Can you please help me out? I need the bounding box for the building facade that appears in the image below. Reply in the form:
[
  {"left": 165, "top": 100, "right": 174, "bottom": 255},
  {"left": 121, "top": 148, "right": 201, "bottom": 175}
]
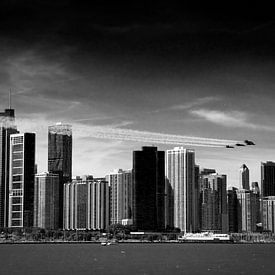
[
  {"left": 48, "top": 123, "right": 72, "bottom": 228},
  {"left": 261, "top": 162, "right": 275, "bottom": 197},
  {"left": 108, "top": 169, "right": 132, "bottom": 225},
  {"left": 166, "top": 147, "right": 197, "bottom": 233},
  {"left": 34, "top": 172, "right": 59, "bottom": 229},
  {"left": 63, "top": 179, "right": 109, "bottom": 230},
  {"left": 132, "top": 146, "right": 165, "bottom": 231},
  {"left": 8, "top": 133, "right": 35, "bottom": 228},
  {"left": 228, "top": 187, "right": 238, "bottom": 233},
  {"left": 236, "top": 189, "right": 257, "bottom": 232},
  {"left": 0, "top": 107, "right": 18, "bottom": 227},
  {"left": 262, "top": 196, "right": 275, "bottom": 233},
  {"left": 200, "top": 174, "right": 228, "bottom": 233},
  {"left": 239, "top": 164, "right": 250, "bottom": 190}
]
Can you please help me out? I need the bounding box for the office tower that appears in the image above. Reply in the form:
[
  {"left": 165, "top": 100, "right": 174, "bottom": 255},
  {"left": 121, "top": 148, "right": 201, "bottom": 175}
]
[
  {"left": 228, "top": 187, "right": 238, "bottom": 233},
  {"left": 108, "top": 169, "right": 133, "bottom": 225},
  {"left": 132, "top": 146, "right": 165, "bottom": 231},
  {"left": 236, "top": 189, "right": 257, "bottom": 232},
  {"left": 8, "top": 133, "right": 35, "bottom": 228},
  {"left": 166, "top": 147, "right": 196, "bottom": 233},
  {"left": 34, "top": 172, "right": 59, "bottom": 229},
  {"left": 48, "top": 123, "right": 72, "bottom": 228},
  {"left": 261, "top": 162, "right": 275, "bottom": 197},
  {"left": 0, "top": 107, "right": 18, "bottom": 227},
  {"left": 252, "top": 182, "right": 261, "bottom": 224},
  {"left": 200, "top": 174, "right": 228, "bottom": 233},
  {"left": 262, "top": 196, "right": 275, "bottom": 233},
  {"left": 239, "top": 164, "right": 250, "bottom": 190},
  {"left": 63, "top": 179, "right": 109, "bottom": 230}
]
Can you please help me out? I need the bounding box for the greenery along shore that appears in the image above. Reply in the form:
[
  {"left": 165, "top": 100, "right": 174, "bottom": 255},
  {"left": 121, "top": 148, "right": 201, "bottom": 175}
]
[{"left": 1, "top": 226, "right": 275, "bottom": 243}]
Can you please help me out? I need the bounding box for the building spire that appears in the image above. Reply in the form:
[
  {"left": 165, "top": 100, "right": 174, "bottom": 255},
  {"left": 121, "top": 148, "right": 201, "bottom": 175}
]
[{"left": 9, "top": 88, "right": 11, "bottom": 109}]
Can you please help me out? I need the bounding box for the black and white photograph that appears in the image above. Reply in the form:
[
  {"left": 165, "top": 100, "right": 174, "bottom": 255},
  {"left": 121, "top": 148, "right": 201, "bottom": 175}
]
[{"left": 1, "top": 1, "right": 275, "bottom": 274}]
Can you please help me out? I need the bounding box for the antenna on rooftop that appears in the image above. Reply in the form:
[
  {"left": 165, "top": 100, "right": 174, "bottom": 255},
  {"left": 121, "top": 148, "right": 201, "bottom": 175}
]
[{"left": 9, "top": 88, "right": 11, "bottom": 109}]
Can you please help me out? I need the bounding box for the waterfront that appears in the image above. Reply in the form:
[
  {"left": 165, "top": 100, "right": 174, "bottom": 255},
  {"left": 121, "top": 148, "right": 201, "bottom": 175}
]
[{"left": 1, "top": 243, "right": 275, "bottom": 274}]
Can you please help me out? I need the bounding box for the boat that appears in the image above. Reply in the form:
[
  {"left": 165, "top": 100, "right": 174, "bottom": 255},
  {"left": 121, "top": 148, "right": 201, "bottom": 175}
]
[{"left": 178, "top": 232, "right": 232, "bottom": 243}]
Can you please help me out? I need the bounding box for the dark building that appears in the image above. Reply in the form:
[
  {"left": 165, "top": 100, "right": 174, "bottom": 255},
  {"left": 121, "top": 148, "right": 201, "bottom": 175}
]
[
  {"left": 48, "top": 123, "right": 72, "bottom": 228},
  {"left": 252, "top": 182, "right": 261, "bottom": 224},
  {"left": 239, "top": 164, "right": 250, "bottom": 190},
  {"left": 132, "top": 146, "right": 165, "bottom": 231},
  {"left": 8, "top": 133, "right": 35, "bottom": 227},
  {"left": 0, "top": 107, "right": 18, "bottom": 227},
  {"left": 200, "top": 174, "right": 228, "bottom": 233},
  {"left": 34, "top": 172, "right": 59, "bottom": 229},
  {"left": 228, "top": 187, "right": 238, "bottom": 233},
  {"left": 261, "top": 162, "right": 275, "bottom": 197}
]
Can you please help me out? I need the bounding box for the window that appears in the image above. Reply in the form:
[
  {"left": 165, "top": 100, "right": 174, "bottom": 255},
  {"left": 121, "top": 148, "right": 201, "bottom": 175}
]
[
  {"left": 12, "top": 160, "right": 23, "bottom": 167},
  {"left": 11, "top": 220, "right": 21, "bottom": 226},
  {"left": 12, "top": 197, "right": 21, "bottom": 204},
  {"left": 12, "top": 205, "right": 21, "bottom": 211},
  {"left": 12, "top": 183, "right": 22, "bottom": 190},
  {"left": 13, "top": 152, "right": 23, "bottom": 159},
  {"left": 12, "top": 144, "right": 23, "bottom": 152},
  {"left": 12, "top": 212, "right": 22, "bottom": 219},
  {"left": 13, "top": 175, "right": 22, "bottom": 182},
  {"left": 13, "top": 167, "right": 23, "bottom": 175}
]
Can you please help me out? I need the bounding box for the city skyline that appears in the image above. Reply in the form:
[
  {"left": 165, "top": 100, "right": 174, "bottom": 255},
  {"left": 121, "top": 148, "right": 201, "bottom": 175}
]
[{"left": 1, "top": 2, "right": 275, "bottom": 187}]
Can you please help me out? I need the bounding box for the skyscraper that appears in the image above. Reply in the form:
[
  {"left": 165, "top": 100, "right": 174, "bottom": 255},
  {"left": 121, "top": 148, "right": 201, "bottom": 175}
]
[
  {"left": 262, "top": 196, "right": 275, "bottom": 233},
  {"left": 227, "top": 187, "right": 238, "bottom": 233},
  {"left": 236, "top": 189, "right": 257, "bottom": 232},
  {"left": 132, "top": 146, "right": 165, "bottom": 231},
  {"left": 239, "top": 164, "right": 250, "bottom": 190},
  {"left": 166, "top": 147, "right": 197, "bottom": 233},
  {"left": 8, "top": 133, "right": 35, "bottom": 228},
  {"left": 48, "top": 123, "right": 72, "bottom": 228},
  {"left": 261, "top": 162, "right": 275, "bottom": 197},
  {"left": 34, "top": 172, "right": 59, "bottom": 229},
  {"left": 0, "top": 106, "right": 18, "bottom": 227},
  {"left": 108, "top": 169, "right": 133, "bottom": 225},
  {"left": 200, "top": 173, "right": 228, "bottom": 233},
  {"left": 63, "top": 179, "right": 109, "bottom": 230}
]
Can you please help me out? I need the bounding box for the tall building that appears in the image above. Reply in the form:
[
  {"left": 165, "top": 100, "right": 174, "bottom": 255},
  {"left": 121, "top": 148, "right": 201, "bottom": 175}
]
[
  {"left": 200, "top": 174, "right": 228, "bottom": 233},
  {"left": 252, "top": 182, "right": 261, "bottom": 224},
  {"left": 108, "top": 169, "right": 132, "bottom": 225},
  {"left": 262, "top": 196, "right": 275, "bottom": 233},
  {"left": 48, "top": 123, "right": 72, "bottom": 228},
  {"left": 228, "top": 187, "right": 238, "bottom": 233},
  {"left": 236, "top": 189, "right": 257, "bottom": 232},
  {"left": 239, "top": 164, "right": 250, "bottom": 190},
  {"left": 132, "top": 146, "right": 165, "bottom": 231},
  {"left": 0, "top": 107, "right": 18, "bottom": 227},
  {"left": 166, "top": 147, "right": 197, "bottom": 233},
  {"left": 34, "top": 172, "right": 59, "bottom": 229},
  {"left": 261, "top": 162, "right": 275, "bottom": 197},
  {"left": 8, "top": 133, "right": 35, "bottom": 228},
  {"left": 63, "top": 179, "right": 109, "bottom": 230}
]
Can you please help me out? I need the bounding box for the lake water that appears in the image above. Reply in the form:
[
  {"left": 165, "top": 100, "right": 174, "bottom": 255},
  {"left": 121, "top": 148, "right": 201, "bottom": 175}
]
[{"left": 0, "top": 243, "right": 275, "bottom": 274}]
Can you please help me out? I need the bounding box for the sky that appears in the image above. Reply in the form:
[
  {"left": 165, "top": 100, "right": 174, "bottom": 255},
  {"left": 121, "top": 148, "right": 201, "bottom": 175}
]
[{"left": 1, "top": 1, "right": 275, "bottom": 188}]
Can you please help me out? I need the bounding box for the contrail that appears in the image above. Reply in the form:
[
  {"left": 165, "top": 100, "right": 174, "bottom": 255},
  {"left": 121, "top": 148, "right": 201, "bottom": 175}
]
[{"left": 75, "top": 125, "right": 241, "bottom": 147}]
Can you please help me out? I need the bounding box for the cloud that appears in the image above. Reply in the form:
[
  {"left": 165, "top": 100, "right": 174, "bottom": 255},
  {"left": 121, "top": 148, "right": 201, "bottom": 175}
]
[{"left": 191, "top": 109, "right": 275, "bottom": 131}]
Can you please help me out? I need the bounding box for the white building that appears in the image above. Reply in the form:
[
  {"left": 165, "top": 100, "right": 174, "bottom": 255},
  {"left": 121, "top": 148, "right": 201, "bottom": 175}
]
[{"left": 166, "top": 147, "right": 197, "bottom": 233}]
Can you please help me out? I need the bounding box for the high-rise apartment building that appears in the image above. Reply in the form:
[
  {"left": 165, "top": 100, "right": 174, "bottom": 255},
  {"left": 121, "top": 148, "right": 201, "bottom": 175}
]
[
  {"left": 239, "top": 164, "right": 250, "bottom": 190},
  {"left": 236, "top": 189, "right": 257, "bottom": 232},
  {"left": 108, "top": 169, "right": 132, "bottom": 225},
  {"left": 63, "top": 179, "right": 109, "bottom": 230},
  {"left": 8, "top": 133, "right": 35, "bottom": 228},
  {"left": 34, "top": 172, "right": 59, "bottom": 229},
  {"left": 0, "top": 107, "right": 18, "bottom": 227},
  {"left": 228, "top": 187, "right": 238, "bottom": 233},
  {"left": 166, "top": 147, "right": 197, "bottom": 233},
  {"left": 48, "top": 123, "right": 72, "bottom": 228},
  {"left": 132, "top": 146, "right": 165, "bottom": 231},
  {"left": 261, "top": 162, "right": 275, "bottom": 197},
  {"left": 262, "top": 196, "right": 275, "bottom": 233},
  {"left": 200, "top": 173, "right": 228, "bottom": 233}
]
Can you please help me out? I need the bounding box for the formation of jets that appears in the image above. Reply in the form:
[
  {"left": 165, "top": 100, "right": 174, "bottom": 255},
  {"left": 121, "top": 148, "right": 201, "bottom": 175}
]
[{"left": 226, "top": 140, "right": 255, "bottom": 149}]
